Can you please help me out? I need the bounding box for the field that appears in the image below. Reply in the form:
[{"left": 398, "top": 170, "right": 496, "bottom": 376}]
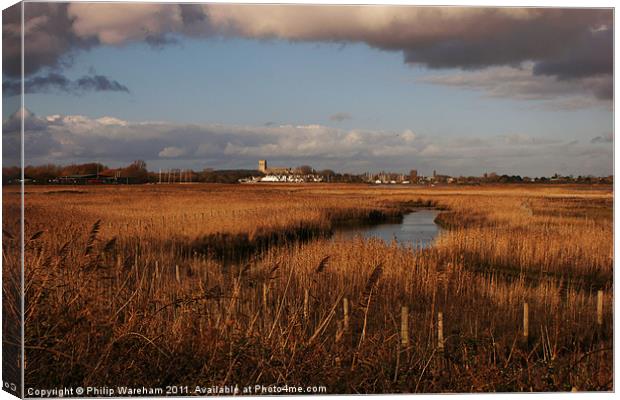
[{"left": 2, "top": 183, "right": 613, "bottom": 393}]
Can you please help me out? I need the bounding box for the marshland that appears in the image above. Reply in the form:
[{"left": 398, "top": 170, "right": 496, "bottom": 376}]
[{"left": 3, "top": 183, "right": 613, "bottom": 392}]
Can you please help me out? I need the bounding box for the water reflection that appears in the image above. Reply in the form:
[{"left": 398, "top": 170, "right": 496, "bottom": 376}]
[{"left": 335, "top": 209, "right": 441, "bottom": 248}]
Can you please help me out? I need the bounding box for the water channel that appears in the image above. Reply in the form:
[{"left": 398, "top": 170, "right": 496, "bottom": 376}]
[{"left": 334, "top": 209, "right": 442, "bottom": 249}]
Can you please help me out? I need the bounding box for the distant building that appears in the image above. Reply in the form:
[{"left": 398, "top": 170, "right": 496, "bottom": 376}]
[
  {"left": 257, "top": 159, "right": 291, "bottom": 174},
  {"left": 434, "top": 174, "right": 451, "bottom": 184},
  {"left": 410, "top": 169, "right": 418, "bottom": 183},
  {"left": 258, "top": 159, "right": 268, "bottom": 173},
  {"left": 252, "top": 160, "right": 322, "bottom": 183}
]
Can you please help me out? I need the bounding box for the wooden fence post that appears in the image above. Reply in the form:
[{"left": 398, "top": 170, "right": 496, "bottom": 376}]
[
  {"left": 343, "top": 298, "right": 350, "bottom": 332},
  {"left": 597, "top": 290, "right": 603, "bottom": 327},
  {"left": 262, "top": 283, "right": 269, "bottom": 332},
  {"left": 335, "top": 321, "right": 343, "bottom": 343},
  {"left": 401, "top": 306, "right": 409, "bottom": 347},
  {"left": 523, "top": 302, "right": 529, "bottom": 340},
  {"left": 304, "top": 289, "right": 309, "bottom": 322},
  {"left": 437, "top": 311, "right": 444, "bottom": 351}
]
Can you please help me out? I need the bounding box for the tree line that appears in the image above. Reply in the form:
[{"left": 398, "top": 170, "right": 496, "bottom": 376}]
[
  {"left": 3, "top": 160, "right": 149, "bottom": 184},
  {"left": 2, "top": 161, "right": 612, "bottom": 185}
]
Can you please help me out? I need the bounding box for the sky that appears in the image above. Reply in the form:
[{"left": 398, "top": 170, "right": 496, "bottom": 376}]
[{"left": 2, "top": 3, "right": 614, "bottom": 177}]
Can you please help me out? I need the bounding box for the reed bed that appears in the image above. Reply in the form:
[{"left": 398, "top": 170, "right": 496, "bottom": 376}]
[{"left": 2, "top": 183, "right": 613, "bottom": 392}]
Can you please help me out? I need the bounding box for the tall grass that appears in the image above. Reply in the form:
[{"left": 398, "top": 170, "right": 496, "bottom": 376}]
[{"left": 3, "top": 183, "right": 612, "bottom": 392}]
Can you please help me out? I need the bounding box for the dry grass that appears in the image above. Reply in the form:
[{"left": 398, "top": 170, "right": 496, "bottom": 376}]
[{"left": 2, "top": 183, "right": 613, "bottom": 392}]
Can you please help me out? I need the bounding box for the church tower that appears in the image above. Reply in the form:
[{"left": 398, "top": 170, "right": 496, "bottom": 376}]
[{"left": 258, "top": 160, "right": 268, "bottom": 173}]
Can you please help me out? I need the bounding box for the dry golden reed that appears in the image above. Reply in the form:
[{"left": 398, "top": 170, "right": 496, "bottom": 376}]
[{"left": 2, "top": 183, "right": 612, "bottom": 392}]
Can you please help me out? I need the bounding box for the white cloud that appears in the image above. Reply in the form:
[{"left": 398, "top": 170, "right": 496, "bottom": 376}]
[
  {"left": 158, "top": 146, "right": 186, "bottom": 158},
  {"left": 2, "top": 109, "right": 612, "bottom": 176},
  {"left": 96, "top": 116, "right": 129, "bottom": 126},
  {"left": 401, "top": 129, "right": 416, "bottom": 143},
  {"left": 69, "top": 4, "right": 183, "bottom": 45}
]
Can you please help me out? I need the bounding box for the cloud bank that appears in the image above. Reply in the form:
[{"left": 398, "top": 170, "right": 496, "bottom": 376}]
[
  {"left": 2, "top": 4, "right": 612, "bottom": 103},
  {"left": 418, "top": 63, "right": 612, "bottom": 110},
  {"left": 2, "top": 109, "right": 612, "bottom": 177},
  {"left": 2, "top": 72, "right": 129, "bottom": 96}
]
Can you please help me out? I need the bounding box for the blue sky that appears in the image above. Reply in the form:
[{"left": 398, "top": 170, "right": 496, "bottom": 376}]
[
  {"left": 24, "top": 38, "right": 612, "bottom": 135},
  {"left": 3, "top": 4, "right": 613, "bottom": 176}
]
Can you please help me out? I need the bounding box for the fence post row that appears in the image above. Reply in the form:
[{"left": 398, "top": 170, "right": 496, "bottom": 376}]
[{"left": 295, "top": 292, "right": 605, "bottom": 350}]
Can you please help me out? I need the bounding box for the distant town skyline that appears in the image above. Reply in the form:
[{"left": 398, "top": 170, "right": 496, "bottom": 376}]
[{"left": 2, "top": 3, "right": 613, "bottom": 177}]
